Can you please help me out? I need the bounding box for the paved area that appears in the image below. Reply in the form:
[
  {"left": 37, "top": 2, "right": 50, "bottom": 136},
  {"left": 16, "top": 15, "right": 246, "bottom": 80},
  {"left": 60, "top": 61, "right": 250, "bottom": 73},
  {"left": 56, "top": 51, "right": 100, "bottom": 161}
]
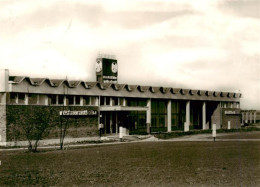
[{"left": 1, "top": 131, "right": 260, "bottom": 151}]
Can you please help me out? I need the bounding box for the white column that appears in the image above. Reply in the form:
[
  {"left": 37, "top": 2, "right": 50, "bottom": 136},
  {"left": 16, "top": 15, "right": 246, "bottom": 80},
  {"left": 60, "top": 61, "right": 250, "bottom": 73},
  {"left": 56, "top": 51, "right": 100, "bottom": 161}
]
[
  {"left": 110, "top": 97, "right": 113, "bottom": 106},
  {"left": 25, "top": 94, "right": 28, "bottom": 105},
  {"left": 110, "top": 112, "right": 113, "bottom": 134},
  {"left": 37, "top": 95, "right": 39, "bottom": 105},
  {"left": 245, "top": 112, "right": 248, "bottom": 123},
  {"left": 146, "top": 99, "right": 151, "bottom": 133},
  {"left": 80, "top": 96, "right": 83, "bottom": 106},
  {"left": 123, "top": 98, "right": 126, "bottom": 106},
  {"left": 116, "top": 112, "right": 118, "bottom": 135},
  {"left": 167, "top": 100, "right": 171, "bottom": 132},
  {"left": 45, "top": 95, "right": 48, "bottom": 105},
  {"left": 228, "top": 121, "right": 231, "bottom": 129},
  {"left": 73, "top": 96, "right": 75, "bottom": 105},
  {"left": 15, "top": 93, "right": 18, "bottom": 104},
  {"left": 202, "top": 101, "right": 206, "bottom": 130},
  {"left": 95, "top": 97, "right": 99, "bottom": 106},
  {"left": 186, "top": 101, "right": 190, "bottom": 129},
  {"left": 63, "top": 96, "right": 67, "bottom": 106},
  {"left": 242, "top": 112, "right": 244, "bottom": 125}
]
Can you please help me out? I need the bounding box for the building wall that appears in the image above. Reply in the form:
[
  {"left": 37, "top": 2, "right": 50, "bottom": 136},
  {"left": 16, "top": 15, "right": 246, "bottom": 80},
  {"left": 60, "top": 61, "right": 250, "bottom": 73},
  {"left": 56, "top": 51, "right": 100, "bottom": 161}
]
[
  {"left": 0, "top": 105, "right": 7, "bottom": 145},
  {"left": 211, "top": 104, "right": 221, "bottom": 129},
  {"left": 221, "top": 108, "right": 241, "bottom": 129},
  {"left": 6, "top": 105, "right": 98, "bottom": 142}
]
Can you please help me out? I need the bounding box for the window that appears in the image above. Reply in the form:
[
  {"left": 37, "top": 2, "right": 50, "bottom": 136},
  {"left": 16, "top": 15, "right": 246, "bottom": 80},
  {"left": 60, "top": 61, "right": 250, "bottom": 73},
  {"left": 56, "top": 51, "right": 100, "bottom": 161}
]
[
  {"left": 39, "top": 95, "right": 47, "bottom": 105},
  {"left": 67, "top": 95, "right": 74, "bottom": 105},
  {"left": 28, "top": 93, "right": 38, "bottom": 105},
  {"left": 18, "top": 93, "right": 25, "bottom": 104},
  {"left": 75, "top": 96, "right": 80, "bottom": 105},
  {"left": 119, "top": 98, "right": 124, "bottom": 106},
  {"left": 105, "top": 97, "right": 110, "bottom": 105},
  {"left": 10, "top": 93, "right": 17, "bottom": 104},
  {"left": 100, "top": 97, "right": 105, "bottom": 106},
  {"left": 111, "top": 97, "right": 118, "bottom": 106},
  {"left": 58, "top": 95, "right": 64, "bottom": 105},
  {"left": 91, "top": 96, "right": 97, "bottom": 106},
  {"left": 49, "top": 95, "right": 57, "bottom": 105},
  {"left": 84, "top": 96, "right": 91, "bottom": 105}
]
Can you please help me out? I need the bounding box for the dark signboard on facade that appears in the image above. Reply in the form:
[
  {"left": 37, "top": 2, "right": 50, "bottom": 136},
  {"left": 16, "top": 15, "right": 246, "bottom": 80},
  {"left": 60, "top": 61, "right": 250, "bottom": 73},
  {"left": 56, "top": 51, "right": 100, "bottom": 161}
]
[{"left": 96, "top": 57, "right": 118, "bottom": 83}]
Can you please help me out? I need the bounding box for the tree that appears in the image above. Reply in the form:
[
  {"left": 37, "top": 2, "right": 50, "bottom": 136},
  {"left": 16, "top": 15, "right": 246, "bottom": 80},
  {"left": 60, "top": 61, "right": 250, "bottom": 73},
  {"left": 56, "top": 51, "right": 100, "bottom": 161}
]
[
  {"left": 11, "top": 106, "right": 54, "bottom": 152},
  {"left": 59, "top": 113, "right": 70, "bottom": 150}
]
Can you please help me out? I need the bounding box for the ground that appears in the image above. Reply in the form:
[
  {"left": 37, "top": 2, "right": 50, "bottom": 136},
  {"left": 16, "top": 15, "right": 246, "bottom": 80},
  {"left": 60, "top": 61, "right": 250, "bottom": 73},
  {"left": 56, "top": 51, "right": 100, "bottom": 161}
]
[{"left": 0, "top": 132, "right": 260, "bottom": 186}]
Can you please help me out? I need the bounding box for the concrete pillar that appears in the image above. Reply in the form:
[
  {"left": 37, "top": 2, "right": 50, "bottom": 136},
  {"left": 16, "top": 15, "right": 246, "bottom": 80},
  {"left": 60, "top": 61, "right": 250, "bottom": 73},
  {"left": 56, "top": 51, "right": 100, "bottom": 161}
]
[
  {"left": 110, "top": 97, "right": 113, "bottom": 106},
  {"left": 116, "top": 112, "right": 118, "bottom": 135},
  {"left": 25, "top": 94, "right": 28, "bottom": 105},
  {"left": 186, "top": 101, "right": 190, "bottom": 129},
  {"left": 110, "top": 112, "right": 113, "bottom": 134},
  {"left": 146, "top": 99, "right": 151, "bottom": 134},
  {"left": 242, "top": 112, "right": 244, "bottom": 125},
  {"left": 80, "top": 96, "right": 83, "bottom": 106},
  {"left": 15, "top": 93, "right": 18, "bottom": 104},
  {"left": 73, "top": 96, "right": 75, "bottom": 105},
  {"left": 202, "top": 101, "right": 206, "bottom": 130},
  {"left": 63, "top": 96, "right": 67, "bottom": 106},
  {"left": 45, "top": 95, "right": 48, "bottom": 105},
  {"left": 95, "top": 97, "right": 99, "bottom": 106},
  {"left": 123, "top": 98, "right": 126, "bottom": 106},
  {"left": 245, "top": 112, "right": 248, "bottom": 123},
  {"left": 167, "top": 100, "right": 171, "bottom": 132},
  {"left": 228, "top": 121, "right": 231, "bottom": 129}
]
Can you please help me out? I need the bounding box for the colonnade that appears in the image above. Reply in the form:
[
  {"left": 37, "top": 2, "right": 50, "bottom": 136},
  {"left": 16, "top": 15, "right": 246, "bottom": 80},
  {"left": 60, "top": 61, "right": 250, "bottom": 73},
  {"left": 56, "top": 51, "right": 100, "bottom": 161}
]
[
  {"left": 146, "top": 99, "right": 207, "bottom": 133},
  {"left": 241, "top": 111, "right": 256, "bottom": 124}
]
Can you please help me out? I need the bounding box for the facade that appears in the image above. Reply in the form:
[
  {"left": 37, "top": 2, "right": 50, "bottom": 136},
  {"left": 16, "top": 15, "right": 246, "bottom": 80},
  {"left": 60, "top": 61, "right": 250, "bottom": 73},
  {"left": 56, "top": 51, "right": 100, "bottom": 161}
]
[
  {"left": 241, "top": 110, "right": 260, "bottom": 124},
  {"left": 0, "top": 56, "right": 242, "bottom": 146}
]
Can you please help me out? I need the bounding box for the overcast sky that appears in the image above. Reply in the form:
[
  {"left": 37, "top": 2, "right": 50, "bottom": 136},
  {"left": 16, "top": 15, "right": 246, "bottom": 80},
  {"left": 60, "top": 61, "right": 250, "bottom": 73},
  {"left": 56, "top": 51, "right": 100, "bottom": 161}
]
[{"left": 0, "top": 0, "right": 259, "bottom": 109}]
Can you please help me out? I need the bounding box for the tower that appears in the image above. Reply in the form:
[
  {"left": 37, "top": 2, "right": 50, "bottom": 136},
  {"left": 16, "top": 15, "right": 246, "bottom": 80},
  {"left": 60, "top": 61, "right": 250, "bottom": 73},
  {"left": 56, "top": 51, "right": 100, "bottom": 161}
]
[{"left": 95, "top": 54, "right": 118, "bottom": 83}]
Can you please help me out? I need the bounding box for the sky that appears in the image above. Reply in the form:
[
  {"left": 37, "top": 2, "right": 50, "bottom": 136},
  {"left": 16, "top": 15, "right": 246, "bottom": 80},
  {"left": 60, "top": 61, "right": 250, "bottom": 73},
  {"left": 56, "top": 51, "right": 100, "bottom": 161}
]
[{"left": 0, "top": 0, "right": 259, "bottom": 110}]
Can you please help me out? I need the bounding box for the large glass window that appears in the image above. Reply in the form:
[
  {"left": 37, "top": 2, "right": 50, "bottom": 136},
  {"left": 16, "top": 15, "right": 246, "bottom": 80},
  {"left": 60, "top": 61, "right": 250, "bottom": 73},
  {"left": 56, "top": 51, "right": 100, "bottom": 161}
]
[
  {"left": 39, "top": 95, "right": 47, "bottom": 105},
  {"left": 171, "top": 100, "right": 186, "bottom": 130},
  {"left": 126, "top": 98, "right": 147, "bottom": 107},
  {"left": 91, "top": 96, "right": 97, "bottom": 106},
  {"left": 67, "top": 95, "right": 74, "bottom": 105},
  {"left": 10, "top": 93, "right": 17, "bottom": 104},
  {"left": 84, "top": 96, "right": 91, "bottom": 105},
  {"left": 105, "top": 97, "right": 110, "bottom": 105},
  {"left": 151, "top": 100, "right": 167, "bottom": 132},
  {"left": 28, "top": 93, "right": 38, "bottom": 105},
  {"left": 75, "top": 96, "right": 80, "bottom": 105},
  {"left": 48, "top": 95, "right": 57, "bottom": 105},
  {"left": 18, "top": 93, "right": 25, "bottom": 104},
  {"left": 58, "top": 95, "right": 64, "bottom": 105}
]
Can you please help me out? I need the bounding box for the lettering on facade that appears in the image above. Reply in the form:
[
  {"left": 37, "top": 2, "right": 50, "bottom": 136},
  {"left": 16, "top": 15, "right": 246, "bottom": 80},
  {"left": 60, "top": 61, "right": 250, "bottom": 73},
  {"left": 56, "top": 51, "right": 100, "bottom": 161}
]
[
  {"left": 59, "top": 110, "right": 97, "bottom": 116},
  {"left": 224, "top": 111, "right": 239, "bottom": 115},
  {"left": 103, "top": 76, "right": 117, "bottom": 80}
]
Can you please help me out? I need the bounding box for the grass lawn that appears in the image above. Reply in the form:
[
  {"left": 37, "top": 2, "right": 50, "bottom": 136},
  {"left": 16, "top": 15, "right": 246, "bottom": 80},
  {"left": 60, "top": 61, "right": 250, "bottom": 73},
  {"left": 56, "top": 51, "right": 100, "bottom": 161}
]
[
  {"left": 216, "top": 131, "right": 260, "bottom": 139},
  {"left": 0, "top": 141, "right": 260, "bottom": 186}
]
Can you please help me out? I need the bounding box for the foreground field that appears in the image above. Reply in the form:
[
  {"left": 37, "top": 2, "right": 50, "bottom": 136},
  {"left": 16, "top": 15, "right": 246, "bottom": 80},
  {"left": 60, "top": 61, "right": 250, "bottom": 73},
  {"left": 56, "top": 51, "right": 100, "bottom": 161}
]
[{"left": 0, "top": 141, "right": 260, "bottom": 186}]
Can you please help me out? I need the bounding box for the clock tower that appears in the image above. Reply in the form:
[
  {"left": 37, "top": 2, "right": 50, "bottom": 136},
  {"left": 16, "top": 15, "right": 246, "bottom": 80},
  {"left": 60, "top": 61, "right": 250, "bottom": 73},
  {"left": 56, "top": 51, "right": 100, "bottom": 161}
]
[{"left": 96, "top": 54, "right": 118, "bottom": 83}]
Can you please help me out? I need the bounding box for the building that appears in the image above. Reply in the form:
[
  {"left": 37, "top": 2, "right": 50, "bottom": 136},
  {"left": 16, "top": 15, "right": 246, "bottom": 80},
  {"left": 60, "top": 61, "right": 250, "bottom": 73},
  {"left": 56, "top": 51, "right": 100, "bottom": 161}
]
[
  {"left": 0, "top": 55, "right": 242, "bottom": 146},
  {"left": 241, "top": 110, "right": 260, "bottom": 125}
]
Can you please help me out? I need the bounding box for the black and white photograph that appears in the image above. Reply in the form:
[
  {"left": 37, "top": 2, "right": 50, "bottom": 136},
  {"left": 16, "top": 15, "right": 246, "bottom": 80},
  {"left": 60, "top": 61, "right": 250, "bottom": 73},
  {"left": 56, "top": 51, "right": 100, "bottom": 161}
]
[{"left": 0, "top": 0, "right": 259, "bottom": 186}]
